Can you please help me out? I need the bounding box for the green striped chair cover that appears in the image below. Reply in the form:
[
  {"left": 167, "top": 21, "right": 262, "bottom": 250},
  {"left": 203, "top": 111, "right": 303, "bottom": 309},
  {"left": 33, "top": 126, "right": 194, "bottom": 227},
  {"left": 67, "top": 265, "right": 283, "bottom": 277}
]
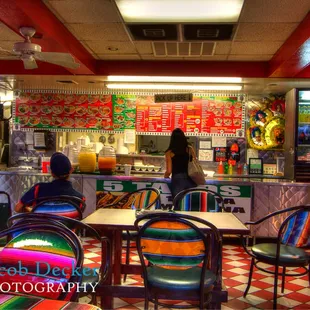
[{"left": 174, "top": 189, "right": 223, "bottom": 212}]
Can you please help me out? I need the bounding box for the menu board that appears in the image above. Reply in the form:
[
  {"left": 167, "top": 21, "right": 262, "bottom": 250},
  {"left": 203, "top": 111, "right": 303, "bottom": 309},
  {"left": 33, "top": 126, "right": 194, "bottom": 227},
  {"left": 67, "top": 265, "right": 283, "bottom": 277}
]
[
  {"left": 199, "top": 95, "right": 243, "bottom": 135},
  {"left": 136, "top": 95, "right": 243, "bottom": 136},
  {"left": 15, "top": 93, "right": 113, "bottom": 130},
  {"left": 135, "top": 95, "right": 153, "bottom": 132},
  {"left": 112, "top": 95, "right": 136, "bottom": 130}
]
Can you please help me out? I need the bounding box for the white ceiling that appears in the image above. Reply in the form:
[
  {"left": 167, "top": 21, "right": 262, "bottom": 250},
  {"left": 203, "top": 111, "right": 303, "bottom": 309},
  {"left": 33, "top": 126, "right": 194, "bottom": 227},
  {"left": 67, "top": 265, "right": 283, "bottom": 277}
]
[{"left": 0, "top": 0, "right": 309, "bottom": 61}]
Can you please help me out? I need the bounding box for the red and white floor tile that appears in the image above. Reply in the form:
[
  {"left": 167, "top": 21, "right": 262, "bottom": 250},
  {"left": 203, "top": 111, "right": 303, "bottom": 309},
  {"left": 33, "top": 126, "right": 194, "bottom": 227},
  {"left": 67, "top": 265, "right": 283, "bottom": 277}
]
[{"left": 81, "top": 238, "right": 310, "bottom": 310}]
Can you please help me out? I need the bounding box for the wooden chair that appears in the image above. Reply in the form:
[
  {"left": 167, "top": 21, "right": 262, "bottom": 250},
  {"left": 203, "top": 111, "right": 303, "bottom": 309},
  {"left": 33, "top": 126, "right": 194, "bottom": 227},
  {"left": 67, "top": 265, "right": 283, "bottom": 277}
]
[
  {"left": 134, "top": 212, "right": 222, "bottom": 309},
  {"left": 173, "top": 188, "right": 225, "bottom": 212},
  {"left": 0, "top": 221, "right": 84, "bottom": 301},
  {"left": 98, "top": 187, "right": 161, "bottom": 282},
  {"left": 242, "top": 205, "right": 310, "bottom": 309},
  {"left": 8, "top": 212, "right": 111, "bottom": 305}
]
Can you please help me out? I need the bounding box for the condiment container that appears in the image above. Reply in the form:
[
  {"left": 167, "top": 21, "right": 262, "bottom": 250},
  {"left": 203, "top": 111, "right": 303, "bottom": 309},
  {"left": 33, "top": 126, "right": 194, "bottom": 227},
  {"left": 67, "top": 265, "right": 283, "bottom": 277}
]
[
  {"left": 78, "top": 145, "right": 96, "bottom": 173},
  {"left": 98, "top": 145, "right": 116, "bottom": 175}
]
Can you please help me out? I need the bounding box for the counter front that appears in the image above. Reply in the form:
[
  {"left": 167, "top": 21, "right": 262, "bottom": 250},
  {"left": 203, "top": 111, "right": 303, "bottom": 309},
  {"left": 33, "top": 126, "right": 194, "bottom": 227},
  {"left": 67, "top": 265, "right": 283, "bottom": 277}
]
[{"left": 1, "top": 171, "right": 309, "bottom": 238}]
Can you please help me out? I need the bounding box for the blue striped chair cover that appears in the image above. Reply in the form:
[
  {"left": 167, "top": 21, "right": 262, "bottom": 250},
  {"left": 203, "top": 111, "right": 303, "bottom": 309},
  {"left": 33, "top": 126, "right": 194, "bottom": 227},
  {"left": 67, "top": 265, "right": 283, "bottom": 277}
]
[{"left": 282, "top": 211, "right": 310, "bottom": 247}]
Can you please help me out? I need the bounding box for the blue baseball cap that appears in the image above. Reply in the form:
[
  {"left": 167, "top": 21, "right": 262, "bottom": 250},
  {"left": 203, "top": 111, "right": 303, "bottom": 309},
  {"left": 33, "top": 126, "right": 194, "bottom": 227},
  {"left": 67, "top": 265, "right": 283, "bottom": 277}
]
[{"left": 50, "top": 152, "right": 72, "bottom": 177}]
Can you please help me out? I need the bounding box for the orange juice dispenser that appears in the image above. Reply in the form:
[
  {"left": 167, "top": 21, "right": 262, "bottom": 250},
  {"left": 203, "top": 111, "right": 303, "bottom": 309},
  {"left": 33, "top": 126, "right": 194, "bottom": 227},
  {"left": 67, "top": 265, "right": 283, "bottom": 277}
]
[
  {"left": 78, "top": 145, "right": 96, "bottom": 173},
  {"left": 98, "top": 145, "right": 116, "bottom": 175}
]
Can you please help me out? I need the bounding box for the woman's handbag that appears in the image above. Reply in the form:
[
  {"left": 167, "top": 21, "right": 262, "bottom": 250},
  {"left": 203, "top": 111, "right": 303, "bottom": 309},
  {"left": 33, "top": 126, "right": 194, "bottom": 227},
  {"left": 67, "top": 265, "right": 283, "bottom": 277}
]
[{"left": 188, "top": 147, "right": 206, "bottom": 185}]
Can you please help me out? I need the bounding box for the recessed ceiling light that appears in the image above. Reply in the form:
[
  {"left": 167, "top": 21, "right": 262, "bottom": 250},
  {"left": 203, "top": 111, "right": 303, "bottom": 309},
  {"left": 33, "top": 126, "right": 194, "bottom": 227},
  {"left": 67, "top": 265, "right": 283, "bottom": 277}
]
[
  {"left": 107, "top": 47, "right": 119, "bottom": 51},
  {"left": 115, "top": 0, "right": 244, "bottom": 23},
  {"left": 106, "top": 83, "right": 242, "bottom": 91},
  {"left": 107, "top": 76, "right": 242, "bottom": 83}
]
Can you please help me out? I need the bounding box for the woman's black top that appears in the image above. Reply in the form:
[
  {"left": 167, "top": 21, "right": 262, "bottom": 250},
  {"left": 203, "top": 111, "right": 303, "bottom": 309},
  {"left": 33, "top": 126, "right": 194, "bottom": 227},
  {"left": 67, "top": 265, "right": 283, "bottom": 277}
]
[{"left": 171, "top": 151, "right": 190, "bottom": 175}]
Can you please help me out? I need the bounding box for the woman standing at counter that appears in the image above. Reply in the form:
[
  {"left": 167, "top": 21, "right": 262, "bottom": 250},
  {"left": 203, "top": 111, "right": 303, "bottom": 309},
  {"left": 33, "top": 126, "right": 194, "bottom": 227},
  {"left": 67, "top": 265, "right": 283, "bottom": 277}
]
[{"left": 164, "top": 128, "right": 197, "bottom": 198}]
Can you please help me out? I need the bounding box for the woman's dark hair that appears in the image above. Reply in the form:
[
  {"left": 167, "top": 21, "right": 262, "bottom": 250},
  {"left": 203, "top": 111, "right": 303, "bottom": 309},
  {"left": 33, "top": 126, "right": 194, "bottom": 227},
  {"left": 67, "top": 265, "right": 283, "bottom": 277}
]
[{"left": 166, "top": 128, "right": 188, "bottom": 154}]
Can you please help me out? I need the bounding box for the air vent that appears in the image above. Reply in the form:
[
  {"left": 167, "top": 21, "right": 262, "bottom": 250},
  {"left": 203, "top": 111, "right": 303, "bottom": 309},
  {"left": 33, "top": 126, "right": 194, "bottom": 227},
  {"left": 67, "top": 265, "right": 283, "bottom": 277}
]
[
  {"left": 56, "top": 80, "right": 78, "bottom": 85},
  {"left": 127, "top": 24, "right": 178, "bottom": 41},
  {"left": 143, "top": 29, "right": 165, "bottom": 38},
  {"left": 183, "top": 24, "right": 235, "bottom": 41},
  {"left": 152, "top": 42, "right": 215, "bottom": 57}
]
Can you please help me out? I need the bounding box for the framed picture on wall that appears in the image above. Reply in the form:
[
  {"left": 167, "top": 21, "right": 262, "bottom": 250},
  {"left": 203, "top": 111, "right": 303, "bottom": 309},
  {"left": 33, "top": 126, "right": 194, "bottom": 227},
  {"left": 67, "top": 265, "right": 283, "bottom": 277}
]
[{"left": 249, "top": 158, "right": 263, "bottom": 175}]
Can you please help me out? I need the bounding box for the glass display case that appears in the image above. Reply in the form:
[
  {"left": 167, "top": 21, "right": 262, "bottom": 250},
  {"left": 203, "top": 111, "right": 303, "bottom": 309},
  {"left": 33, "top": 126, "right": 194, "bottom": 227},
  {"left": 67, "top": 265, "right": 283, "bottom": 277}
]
[
  {"left": 297, "top": 90, "right": 310, "bottom": 162},
  {"left": 285, "top": 89, "right": 310, "bottom": 181}
]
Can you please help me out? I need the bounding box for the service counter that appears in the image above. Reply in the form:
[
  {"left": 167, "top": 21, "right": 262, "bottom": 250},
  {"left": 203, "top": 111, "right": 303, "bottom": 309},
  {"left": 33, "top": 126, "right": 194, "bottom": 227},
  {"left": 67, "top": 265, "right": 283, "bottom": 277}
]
[{"left": 0, "top": 171, "right": 309, "bottom": 238}]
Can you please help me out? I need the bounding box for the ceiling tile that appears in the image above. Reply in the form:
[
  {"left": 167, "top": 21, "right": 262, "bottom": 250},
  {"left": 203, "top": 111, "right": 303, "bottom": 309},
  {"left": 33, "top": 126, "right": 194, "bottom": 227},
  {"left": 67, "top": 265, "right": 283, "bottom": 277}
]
[
  {"left": 240, "top": 0, "right": 310, "bottom": 22},
  {"left": 66, "top": 23, "right": 129, "bottom": 41},
  {"left": 214, "top": 42, "right": 232, "bottom": 55},
  {"left": 235, "top": 23, "right": 298, "bottom": 41},
  {"left": 97, "top": 54, "right": 141, "bottom": 60},
  {"left": 0, "top": 23, "right": 22, "bottom": 41},
  {"left": 230, "top": 41, "right": 283, "bottom": 55},
  {"left": 228, "top": 54, "right": 273, "bottom": 61},
  {"left": 133, "top": 42, "right": 153, "bottom": 55},
  {"left": 84, "top": 41, "right": 136, "bottom": 54},
  {"left": 45, "top": 0, "right": 122, "bottom": 23}
]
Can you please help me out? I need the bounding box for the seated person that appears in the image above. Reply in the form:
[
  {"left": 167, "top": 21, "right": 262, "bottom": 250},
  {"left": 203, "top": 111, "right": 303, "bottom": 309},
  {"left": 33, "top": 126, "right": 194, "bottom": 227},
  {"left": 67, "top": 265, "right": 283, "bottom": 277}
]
[{"left": 15, "top": 152, "right": 85, "bottom": 213}]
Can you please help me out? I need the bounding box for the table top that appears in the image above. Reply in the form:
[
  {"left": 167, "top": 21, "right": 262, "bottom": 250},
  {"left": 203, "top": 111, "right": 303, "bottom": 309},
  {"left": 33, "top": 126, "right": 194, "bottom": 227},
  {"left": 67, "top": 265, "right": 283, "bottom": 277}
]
[
  {"left": 0, "top": 294, "right": 101, "bottom": 310},
  {"left": 83, "top": 209, "right": 249, "bottom": 235}
]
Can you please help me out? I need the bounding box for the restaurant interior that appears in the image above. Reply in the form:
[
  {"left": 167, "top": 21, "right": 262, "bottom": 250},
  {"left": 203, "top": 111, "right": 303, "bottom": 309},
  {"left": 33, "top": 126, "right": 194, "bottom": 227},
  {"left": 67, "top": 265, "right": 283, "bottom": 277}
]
[{"left": 0, "top": 0, "right": 309, "bottom": 309}]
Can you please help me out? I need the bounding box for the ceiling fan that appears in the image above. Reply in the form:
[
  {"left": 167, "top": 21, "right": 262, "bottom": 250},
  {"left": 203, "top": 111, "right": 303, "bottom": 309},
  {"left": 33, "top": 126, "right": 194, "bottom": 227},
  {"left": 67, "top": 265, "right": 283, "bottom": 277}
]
[{"left": 0, "top": 27, "right": 80, "bottom": 70}]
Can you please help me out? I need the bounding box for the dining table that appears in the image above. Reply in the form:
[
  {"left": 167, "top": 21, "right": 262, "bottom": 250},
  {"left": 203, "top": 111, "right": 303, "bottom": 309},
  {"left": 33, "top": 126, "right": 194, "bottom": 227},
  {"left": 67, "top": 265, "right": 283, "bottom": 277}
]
[
  {"left": 0, "top": 293, "right": 101, "bottom": 310},
  {"left": 83, "top": 209, "right": 250, "bottom": 309}
]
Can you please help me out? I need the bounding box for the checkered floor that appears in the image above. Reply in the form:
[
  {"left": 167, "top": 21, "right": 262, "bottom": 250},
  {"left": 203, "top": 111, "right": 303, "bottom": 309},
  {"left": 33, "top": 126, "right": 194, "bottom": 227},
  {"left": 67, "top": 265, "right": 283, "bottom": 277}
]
[{"left": 81, "top": 238, "right": 310, "bottom": 310}]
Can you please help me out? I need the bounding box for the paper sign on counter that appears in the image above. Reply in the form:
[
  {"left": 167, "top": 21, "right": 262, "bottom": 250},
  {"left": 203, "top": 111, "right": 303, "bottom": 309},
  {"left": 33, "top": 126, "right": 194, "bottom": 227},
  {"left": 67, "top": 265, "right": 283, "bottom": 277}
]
[{"left": 212, "top": 136, "right": 227, "bottom": 147}]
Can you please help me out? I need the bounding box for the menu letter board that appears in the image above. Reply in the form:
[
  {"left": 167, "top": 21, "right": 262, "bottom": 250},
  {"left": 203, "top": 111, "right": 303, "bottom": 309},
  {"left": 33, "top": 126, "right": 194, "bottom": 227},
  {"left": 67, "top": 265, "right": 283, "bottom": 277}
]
[
  {"left": 112, "top": 95, "right": 136, "bottom": 131},
  {"left": 15, "top": 93, "right": 113, "bottom": 130},
  {"left": 136, "top": 95, "right": 243, "bottom": 136}
]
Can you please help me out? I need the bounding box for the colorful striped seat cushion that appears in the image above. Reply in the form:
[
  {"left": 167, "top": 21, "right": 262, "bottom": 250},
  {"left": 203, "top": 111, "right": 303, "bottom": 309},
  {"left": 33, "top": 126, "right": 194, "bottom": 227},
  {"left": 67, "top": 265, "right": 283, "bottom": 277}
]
[
  {"left": 141, "top": 221, "right": 205, "bottom": 269},
  {"left": 282, "top": 211, "right": 310, "bottom": 247},
  {"left": 0, "top": 230, "right": 77, "bottom": 300},
  {"left": 33, "top": 201, "right": 80, "bottom": 219},
  {"left": 176, "top": 192, "right": 219, "bottom": 212}
]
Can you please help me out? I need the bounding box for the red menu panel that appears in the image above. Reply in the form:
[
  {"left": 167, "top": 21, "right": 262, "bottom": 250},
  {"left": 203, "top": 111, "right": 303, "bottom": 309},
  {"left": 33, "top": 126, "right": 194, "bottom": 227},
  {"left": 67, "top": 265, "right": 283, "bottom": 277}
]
[
  {"left": 161, "top": 102, "right": 173, "bottom": 133},
  {"left": 174, "top": 102, "right": 186, "bottom": 132},
  {"left": 148, "top": 103, "right": 163, "bottom": 132},
  {"left": 15, "top": 93, "right": 113, "bottom": 130},
  {"left": 136, "top": 95, "right": 243, "bottom": 136},
  {"left": 185, "top": 100, "right": 201, "bottom": 133}
]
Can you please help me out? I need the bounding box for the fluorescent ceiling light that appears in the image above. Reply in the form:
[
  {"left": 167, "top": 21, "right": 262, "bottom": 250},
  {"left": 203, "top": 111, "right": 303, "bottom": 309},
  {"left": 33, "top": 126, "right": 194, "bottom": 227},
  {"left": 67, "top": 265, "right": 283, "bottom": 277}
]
[
  {"left": 107, "top": 76, "right": 242, "bottom": 83},
  {"left": 106, "top": 83, "right": 242, "bottom": 91},
  {"left": 115, "top": 0, "right": 244, "bottom": 23}
]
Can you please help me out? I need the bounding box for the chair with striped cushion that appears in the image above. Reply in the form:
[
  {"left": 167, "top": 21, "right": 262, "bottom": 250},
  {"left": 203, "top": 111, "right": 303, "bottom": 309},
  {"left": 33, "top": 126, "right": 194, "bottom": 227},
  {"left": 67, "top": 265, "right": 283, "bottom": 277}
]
[
  {"left": 134, "top": 212, "right": 222, "bottom": 309},
  {"left": 0, "top": 222, "right": 84, "bottom": 301},
  {"left": 29, "top": 195, "right": 85, "bottom": 220},
  {"left": 173, "top": 188, "right": 225, "bottom": 212},
  {"left": 242, "top": 205, "right": 310, "bottom": 309},
  {"left": 7, "top": 212, "right": 110, "bottom": 306}
]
